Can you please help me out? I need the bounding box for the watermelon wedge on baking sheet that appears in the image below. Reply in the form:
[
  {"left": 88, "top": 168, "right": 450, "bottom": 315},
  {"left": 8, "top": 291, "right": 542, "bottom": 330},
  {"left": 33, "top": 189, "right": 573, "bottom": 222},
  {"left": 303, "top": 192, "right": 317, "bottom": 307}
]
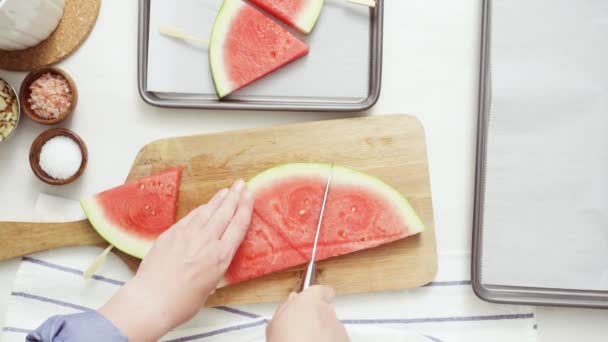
[
  {"left": 209, "top": 0, "right": 310, "bottom": 98},
  {"left": 81, "top": 167, "right": 183, "bottom": 259},
  {"left": 221, "top": 163, "right": 424, "bottom": 287},
  {"left": 249, "top": 0, "right": 324, "bottom": 34}
]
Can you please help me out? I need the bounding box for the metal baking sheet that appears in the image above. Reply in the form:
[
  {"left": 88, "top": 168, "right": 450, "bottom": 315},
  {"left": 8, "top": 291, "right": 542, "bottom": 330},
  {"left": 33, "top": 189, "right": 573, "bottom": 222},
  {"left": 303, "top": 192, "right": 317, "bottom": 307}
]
[
  {"left": 472, "top": 0, "right": 608, "bottom": 308},
  {"left": 137, "top": 0, "right": 383, "bottom": 111}
]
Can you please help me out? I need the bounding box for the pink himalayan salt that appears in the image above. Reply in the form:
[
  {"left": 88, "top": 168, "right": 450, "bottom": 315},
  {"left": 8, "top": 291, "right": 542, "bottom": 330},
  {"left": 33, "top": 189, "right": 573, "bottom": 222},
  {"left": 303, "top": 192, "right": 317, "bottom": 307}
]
[{"left": 28, "top": 73, "right": 73, "bottom": 119}]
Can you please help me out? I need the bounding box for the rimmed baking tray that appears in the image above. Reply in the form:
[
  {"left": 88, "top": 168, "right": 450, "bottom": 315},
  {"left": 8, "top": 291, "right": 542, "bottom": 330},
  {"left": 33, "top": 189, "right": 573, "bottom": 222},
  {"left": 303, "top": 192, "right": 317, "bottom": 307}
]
[
  {"left": 472, "top": 0, "right": 608, "bottom": 308},
  {"left": 137, "top": 0, "right": 383, "bottom": 111}
]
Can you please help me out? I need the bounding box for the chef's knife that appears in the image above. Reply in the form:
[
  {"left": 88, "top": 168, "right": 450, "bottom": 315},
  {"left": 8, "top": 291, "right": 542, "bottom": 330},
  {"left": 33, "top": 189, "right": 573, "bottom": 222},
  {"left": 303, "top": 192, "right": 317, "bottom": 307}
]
[{"left": 299, "top": 164, "right": 333, "bottom": 292}]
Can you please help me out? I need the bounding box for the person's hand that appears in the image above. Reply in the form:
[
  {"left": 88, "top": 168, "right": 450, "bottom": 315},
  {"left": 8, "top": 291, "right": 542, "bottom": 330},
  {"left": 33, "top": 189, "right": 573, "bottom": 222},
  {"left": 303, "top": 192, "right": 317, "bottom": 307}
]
[
  {"left": 99, "top": 179, "right": 254, "bottom": 341},
  {"left": 266, "top": 285, "right": 350, "bottom": 342}
]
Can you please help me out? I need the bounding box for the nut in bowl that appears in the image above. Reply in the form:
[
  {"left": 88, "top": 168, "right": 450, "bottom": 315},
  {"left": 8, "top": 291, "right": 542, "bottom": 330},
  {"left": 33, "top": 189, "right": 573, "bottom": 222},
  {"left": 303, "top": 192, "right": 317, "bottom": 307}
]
[
  {"left": 20, "top": 67, "right": 78, "bottom": 125},
  {"left": 0, "top": 78, "right": 21, "bottom": 143},
  {"left": 30, "top": 128, "right": 88, "bottom": 185}
]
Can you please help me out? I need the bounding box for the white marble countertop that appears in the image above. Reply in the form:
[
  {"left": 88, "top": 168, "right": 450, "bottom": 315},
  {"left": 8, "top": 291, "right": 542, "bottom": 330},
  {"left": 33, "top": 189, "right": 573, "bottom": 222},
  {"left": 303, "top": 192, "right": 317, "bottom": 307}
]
[{"left": 1, "top": 0, "right": 607, "bottom": 340}]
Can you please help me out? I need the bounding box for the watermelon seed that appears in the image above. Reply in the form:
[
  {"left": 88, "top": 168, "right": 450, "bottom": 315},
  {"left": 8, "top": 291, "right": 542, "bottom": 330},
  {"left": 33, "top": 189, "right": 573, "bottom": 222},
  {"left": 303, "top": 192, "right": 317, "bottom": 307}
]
[
  {"left": 299, "top": 209, "right": 306, "bottom": 215},
  {"left": 145, "top": 205, "right": 150, "bottom": 210},
  {"left": 151, "top": 210, "right": 156, "bottom": 216},
  {"left": 140, "top": 184, "right": 145, "bottom": 190},
  {"left": 351, "top": 207, "right": 357, "bottom": 213},
  {"left": 339, "top": 230, "right": 347, "bottom": 238}
]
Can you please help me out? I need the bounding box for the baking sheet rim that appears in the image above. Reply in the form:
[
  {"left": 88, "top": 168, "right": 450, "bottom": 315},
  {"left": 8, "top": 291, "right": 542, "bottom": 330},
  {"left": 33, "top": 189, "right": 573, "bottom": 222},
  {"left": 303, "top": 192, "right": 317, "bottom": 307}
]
[
  {"left": 137, "top": 0, "right": 383, "bottom": 112},
  {"left": 471, "top": 0, "right": 608, "bottom": 309}
]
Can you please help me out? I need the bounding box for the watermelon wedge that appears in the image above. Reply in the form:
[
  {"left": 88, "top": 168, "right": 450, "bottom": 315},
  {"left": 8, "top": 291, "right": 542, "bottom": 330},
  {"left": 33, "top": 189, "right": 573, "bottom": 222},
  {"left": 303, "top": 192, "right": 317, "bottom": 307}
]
[
  {"left": 81, "top": 167, "right": 183, "bottom": 259},
  {"left": 221, "top": 163, "right": 424, "bottom": 286},
  {"left": 209, "top": 0, "right": 310, "bottom": 98},
  {"left": 249, "top": 0, "right": 324, "bottom": 34}
]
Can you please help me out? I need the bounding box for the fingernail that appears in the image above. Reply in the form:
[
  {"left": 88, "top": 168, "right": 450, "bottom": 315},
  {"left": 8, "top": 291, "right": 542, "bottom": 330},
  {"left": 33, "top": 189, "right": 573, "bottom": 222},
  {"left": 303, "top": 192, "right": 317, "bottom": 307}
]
[
  {"left": 233, "top": 179, "right": 245, "bottom": 192},
  {"left": 243, "top": 189, "right": 253, "bottom": 200},
  {"left": 218, "top": 188, "right": 229, "bottom": 198}
]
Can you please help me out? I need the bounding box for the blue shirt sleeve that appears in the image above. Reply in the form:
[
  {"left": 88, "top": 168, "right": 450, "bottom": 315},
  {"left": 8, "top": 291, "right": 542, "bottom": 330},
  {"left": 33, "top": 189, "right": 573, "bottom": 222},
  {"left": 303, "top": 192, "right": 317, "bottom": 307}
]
[{"left": 26, "top": 311, "right": 128, "bottom": 342}]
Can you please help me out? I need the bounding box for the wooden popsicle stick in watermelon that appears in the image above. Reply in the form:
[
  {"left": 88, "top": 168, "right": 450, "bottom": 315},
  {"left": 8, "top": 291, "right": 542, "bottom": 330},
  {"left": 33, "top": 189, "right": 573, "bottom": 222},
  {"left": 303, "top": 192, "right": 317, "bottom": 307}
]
[
  {"left": 83, "top": 244, "right": 114, "bottom": 279},
  {"left": 347, "top": 0, "right": 376, "bottom": 7},
  {"left": 248, "top": 0, "right": 376, "bottom": 34},
  {"left": 159, "top": 26, "right": 209, "bottom": 45}
]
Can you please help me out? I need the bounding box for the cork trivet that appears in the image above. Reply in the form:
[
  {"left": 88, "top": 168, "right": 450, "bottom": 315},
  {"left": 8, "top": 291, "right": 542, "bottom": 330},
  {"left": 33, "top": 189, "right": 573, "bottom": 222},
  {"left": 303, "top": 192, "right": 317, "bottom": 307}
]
[{"left": 0, "top": 0, "right": 101, "bottom": 71}]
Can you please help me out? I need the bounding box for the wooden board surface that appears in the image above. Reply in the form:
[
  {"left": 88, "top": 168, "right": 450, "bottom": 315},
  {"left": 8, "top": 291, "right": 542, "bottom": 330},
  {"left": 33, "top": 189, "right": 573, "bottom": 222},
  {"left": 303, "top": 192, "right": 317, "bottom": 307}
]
[{"left": 0, "top": 114, "right": 437, "bottom": 306}]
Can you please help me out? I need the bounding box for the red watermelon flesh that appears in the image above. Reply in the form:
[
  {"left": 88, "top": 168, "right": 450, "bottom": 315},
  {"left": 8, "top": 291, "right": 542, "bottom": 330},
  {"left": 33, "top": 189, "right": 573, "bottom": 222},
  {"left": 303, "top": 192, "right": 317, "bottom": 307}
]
[
  {"left": 81, "top": 167, "right": 183, "bottom": 259},
  {"left": 209, "top": 0, "right": 310, "bottom": 98},
  {"left": 249, "top": 0, "right": 325, "bottom": 34},
  {"left": 222, "top": 163, "right": 425, "bottom": 286}
]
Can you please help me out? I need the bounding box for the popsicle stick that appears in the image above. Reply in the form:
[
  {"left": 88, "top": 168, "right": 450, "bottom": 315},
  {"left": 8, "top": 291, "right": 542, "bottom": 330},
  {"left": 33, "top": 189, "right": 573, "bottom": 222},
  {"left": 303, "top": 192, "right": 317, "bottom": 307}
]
[
  {"left": 159, "top": 25, "right": 209, "bottom": 45},
  {"left": 83, "top": 244, "right": 114, "bottom": 279},
  {"left": 348, "top": 0, "right": 376, "bottom": 7}
]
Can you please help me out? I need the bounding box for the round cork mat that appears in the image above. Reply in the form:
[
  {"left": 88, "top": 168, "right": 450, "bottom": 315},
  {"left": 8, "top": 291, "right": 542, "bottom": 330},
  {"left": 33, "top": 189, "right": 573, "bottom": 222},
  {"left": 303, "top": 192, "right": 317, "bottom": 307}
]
[{"left": 0, "top": 0, "right": 101, "bottom": 71}]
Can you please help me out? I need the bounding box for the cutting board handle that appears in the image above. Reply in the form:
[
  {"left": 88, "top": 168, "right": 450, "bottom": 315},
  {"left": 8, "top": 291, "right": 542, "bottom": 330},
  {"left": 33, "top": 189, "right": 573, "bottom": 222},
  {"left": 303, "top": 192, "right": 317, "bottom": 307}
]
[{"left": 0, "top": 220, "right": 105, "bottom": 262}]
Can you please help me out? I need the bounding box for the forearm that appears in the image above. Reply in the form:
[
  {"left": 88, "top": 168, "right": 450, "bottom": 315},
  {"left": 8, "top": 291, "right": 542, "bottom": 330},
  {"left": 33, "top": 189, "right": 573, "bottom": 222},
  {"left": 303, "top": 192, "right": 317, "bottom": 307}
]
[{"left": 98, "top": 278, "right": 175, "bottom": 342}]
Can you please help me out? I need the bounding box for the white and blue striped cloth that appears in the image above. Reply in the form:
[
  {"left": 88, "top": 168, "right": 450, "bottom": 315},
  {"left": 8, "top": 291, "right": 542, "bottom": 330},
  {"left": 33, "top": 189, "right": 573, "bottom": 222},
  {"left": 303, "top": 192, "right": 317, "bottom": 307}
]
[
  {"left": 0, "top": 195, "right": 537, "bottom": 341},
  {"left": 0, "top": 249, "right": 537, "bottom": 342}
]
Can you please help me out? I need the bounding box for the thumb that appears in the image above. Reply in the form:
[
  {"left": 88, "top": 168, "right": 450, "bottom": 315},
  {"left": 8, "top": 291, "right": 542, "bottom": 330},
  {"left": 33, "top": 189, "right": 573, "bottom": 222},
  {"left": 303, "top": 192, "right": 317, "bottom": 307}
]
[{"left": 274, "top": 292, "right": 298, "bottom": 317}]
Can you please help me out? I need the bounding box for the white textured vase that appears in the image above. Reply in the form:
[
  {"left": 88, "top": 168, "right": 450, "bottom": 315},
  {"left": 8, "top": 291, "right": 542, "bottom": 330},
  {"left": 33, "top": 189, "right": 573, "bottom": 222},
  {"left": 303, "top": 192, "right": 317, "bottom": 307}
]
[{"left": 0, "top": 0, "right": 65, "bottom": 51}]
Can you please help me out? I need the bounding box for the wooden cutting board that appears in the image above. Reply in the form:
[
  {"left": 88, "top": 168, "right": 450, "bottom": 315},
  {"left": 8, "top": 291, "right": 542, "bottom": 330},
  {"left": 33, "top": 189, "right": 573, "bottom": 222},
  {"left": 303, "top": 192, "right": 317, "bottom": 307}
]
[{"left": 0, "top": 114, "right": 437, "bottom": 306}]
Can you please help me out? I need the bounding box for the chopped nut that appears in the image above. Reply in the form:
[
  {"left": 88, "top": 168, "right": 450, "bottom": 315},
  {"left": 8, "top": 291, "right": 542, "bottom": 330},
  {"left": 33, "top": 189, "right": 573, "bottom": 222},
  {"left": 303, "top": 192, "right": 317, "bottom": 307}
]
[{"left": 0, "top": 79, "right": 19, "bottom": 141}]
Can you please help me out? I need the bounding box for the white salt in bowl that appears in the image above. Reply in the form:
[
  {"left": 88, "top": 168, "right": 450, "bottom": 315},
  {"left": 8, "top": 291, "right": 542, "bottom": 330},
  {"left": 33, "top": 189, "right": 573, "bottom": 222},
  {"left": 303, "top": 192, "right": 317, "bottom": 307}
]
[{"left": 29, "top": 128, "right": 87, "bottom": 185}]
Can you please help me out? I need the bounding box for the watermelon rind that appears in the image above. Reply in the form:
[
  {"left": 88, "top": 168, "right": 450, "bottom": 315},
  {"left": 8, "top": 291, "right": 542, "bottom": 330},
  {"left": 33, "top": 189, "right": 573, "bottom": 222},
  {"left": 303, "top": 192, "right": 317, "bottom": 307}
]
[
  {"left": 295, "top": 0, "right": 324, "bottom": 34},
  {"left": 247, "top": 163, "right": 425, "bottom": 235},
  {"left": 209, "top": 0, "right": 243, "bottom": 98},
  {"left": 81, "top": 197, "right": 153, "bottom": 259}
]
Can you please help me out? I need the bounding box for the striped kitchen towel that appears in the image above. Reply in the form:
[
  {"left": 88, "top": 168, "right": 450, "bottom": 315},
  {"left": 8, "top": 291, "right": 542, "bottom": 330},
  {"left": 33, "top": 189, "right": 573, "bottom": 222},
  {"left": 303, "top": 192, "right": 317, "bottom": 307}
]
[
  {"left": 0, "top": 195, "right": 537, "bottom": 341},
  {"left": 0, "top": 249, "right": 537, "bottom": 342}
]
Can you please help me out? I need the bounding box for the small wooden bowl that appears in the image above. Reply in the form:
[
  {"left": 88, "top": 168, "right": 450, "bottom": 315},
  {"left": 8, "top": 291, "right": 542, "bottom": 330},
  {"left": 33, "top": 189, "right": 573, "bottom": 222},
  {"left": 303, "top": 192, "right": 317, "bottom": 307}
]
[
  {"left": 19, "top": 67, "right": 78, "bottom": 125},
  {"left": 29, "top": 128, "right": 88, "bottom": 185}
]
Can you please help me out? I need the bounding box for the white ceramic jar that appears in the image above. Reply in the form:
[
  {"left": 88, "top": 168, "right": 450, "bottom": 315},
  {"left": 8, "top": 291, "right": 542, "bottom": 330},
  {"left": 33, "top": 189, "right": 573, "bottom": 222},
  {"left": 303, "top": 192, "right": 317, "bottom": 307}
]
[{"left": 0, "top": 0, "right": 65, "bottom": 51}]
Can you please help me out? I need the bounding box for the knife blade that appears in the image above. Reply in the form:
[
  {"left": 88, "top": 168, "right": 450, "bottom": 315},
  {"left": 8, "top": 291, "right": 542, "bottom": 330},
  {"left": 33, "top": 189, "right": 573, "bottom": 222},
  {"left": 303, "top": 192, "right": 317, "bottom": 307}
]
[{"left": 299, "top": 163, "right": 333, "bottom": 292}]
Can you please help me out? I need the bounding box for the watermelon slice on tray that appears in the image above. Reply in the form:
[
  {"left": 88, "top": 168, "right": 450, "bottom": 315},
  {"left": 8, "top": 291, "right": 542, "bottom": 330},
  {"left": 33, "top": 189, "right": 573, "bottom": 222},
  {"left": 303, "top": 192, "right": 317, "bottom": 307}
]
[
  {"left": 209, "top": 0, "right": 310, "bottom": 98},
  {"left": 249, "top": 0, "right": 325, "bottom": 34},
  {"left": 81, "top": 167, "right": 183, "bottom": 259},
  {"left": 220, "top": 163, "right": 425, "bottom": 287}
]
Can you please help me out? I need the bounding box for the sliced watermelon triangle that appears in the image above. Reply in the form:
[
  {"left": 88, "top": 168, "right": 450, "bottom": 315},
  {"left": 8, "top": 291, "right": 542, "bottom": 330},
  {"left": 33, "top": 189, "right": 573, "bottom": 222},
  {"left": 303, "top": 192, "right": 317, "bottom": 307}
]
[
  {"left": 249, "top": 0, "right": 324, "bottom": 34},
  {"left": 220, "top": 163, "right": 425, "bottom": 287},
  {"left": 81, "top": 167, "right": 183, "bottom": 259},
  {"left": 210, "top": 0, "right": 310, "bottom": 98}
]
